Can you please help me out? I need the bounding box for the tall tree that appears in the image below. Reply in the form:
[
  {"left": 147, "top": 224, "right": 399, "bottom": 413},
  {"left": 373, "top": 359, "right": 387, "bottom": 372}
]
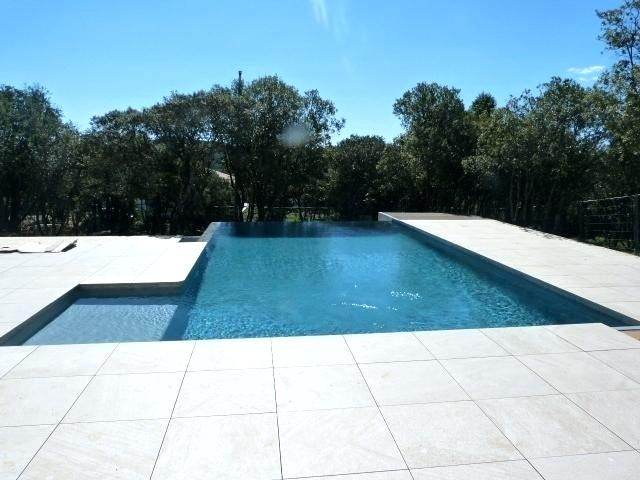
[
  {"left": 393, "top": 83, "right": 474, "bottom": 210},
  {"left": 327, "top": 135, "right": 386, "bottom": 219}
]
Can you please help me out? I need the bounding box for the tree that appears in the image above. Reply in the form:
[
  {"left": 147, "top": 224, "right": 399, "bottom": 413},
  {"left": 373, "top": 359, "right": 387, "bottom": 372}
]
[
  {"left": 469, "top": 92, "right": 497, "bottom": 117},
  {"left": 597, "top": 0, "right": 640, "bottom": 93},
  {"left": 393, "top": 83, "right": 474, "bottom": 210},
  {"left": 0, "top": 85, "right": 79, "bottom": 233},
  {"left": 327, "top": 135, "right": 386, "bottom": 219},
  {"left": 205, "top": 76, "right": 343, "bottom": 221}
]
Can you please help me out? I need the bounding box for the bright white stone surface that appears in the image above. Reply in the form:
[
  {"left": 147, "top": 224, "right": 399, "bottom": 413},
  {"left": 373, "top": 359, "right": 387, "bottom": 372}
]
[
  {"left": 174, "top": 369, "right": 275, "bottom": 417},
  {"left": 274, "top": 364, "right": 374, "bottom": 411},
  {"left": 546, "top": 323, "right": 640, "bottom": 350},
  {"left": 478, "top": 395, "right": 630, "bottom": 458},
  {"left": 411, "top": 460, "right": 543, "bottom": 479},
  {"left": 0, "top": 425, "right": 54, "bottom": 479},
  {"left": 98, "top": 341, "right": 194, "bottom": 374},
  {"left": 271, "top": 334, "right": 354, "bottom": 367},
  {"left": 518, "top": 352, "right": 639, "bottom": 393},
  {"left": 441, "top": 356, "right": 557, "bottom": 399},
  {"left": 63, "top": 372, "right": 183, "bottom": 423},
  {"left": 20, "top": 420, "right": 167, "bottom": 480},
  {"left": 278, "top": 407, "right": 405, "bottom": 478},
  {"left": 590, "top": 348, "right": 640, "bottom": 383},
  {"left": 381, "top": 401, "right": 522, "bottom": 468},
  {"left": 414, "top": 328, "right": 509, "bottom": 359},
  {"left": 5, "top": 343, "right": 115, "bottom": 378},
  {"left": 568, "top": 389, "right": 640, "bottom": 449},
  {"left": 0, "top": 324, "right": 638, "bottom": 478},
  {"left": 0, "top": 376, "right": 90, "bottom": 426},
  {"left": 531, "top": 451, "right": 640, "bottom": 480},
  {"left": 152, "top": 414, "right": 281, "bottom": 480},
  {"left": 188, "top": 337, "right": 272, "bottom": 371},
  {"left": 0, "top": 235, "right": 205, "bottom": 341},
  {"left": 360, "top": 360, "right": 468, "bottom": 405},
  {"left": 481, "top": 326, "right": 580, "bottom": 355},
  {"left": 344, "top": 332, "right": 433, "bottom": 363}
]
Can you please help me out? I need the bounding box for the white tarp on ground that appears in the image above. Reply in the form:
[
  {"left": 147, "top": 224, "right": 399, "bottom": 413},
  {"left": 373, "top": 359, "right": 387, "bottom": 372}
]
[{"left": 0, "top": 238, "right": 77, "bottom": 253}]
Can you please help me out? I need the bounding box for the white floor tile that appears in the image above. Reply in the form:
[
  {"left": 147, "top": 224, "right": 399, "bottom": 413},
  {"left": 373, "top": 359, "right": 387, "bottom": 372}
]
[
  {"left": 64, "top": 373, "right": 182, "bottom": 422},
  {"left": 569, "top": 389, "right": 640, "bottom": 449},
  {"left": 518, "top": 352, "right": 639, "bottom": 393},
  {"left": 173, "top": 368, "right": 275, "bottom": 417},
  {"left": 411, "top": 460, "right": 542, "bottom": 479},
  {"left": 0, "top": 424, "right": 55, "bottom": 479},
  {"left": 441, "top": 356, "right": 556, "bottom": 399},
  {"left": 0, "top": 346, "right": 36, "bottom": 377},
  {"left": 532, "top": 451, "right": 640, "bottom": 480},
  {"left": 152, "top": 414, "right": 280, "bottom": 480},
  {"left": 590, "top": 349, "right": 640, "bottom": 383},
  {"left": 344, "top": 332, "right": 432, "bottom": 363},
  {"left": 546, "top": 323, "right": 640, "bottom": 351},
  {"left": 478, "top": 395, "right": 630, "bottom": 458},
  {"left": 279, "top": 407, "right": 405, "bottom": 478},
  {"left": 189, "top": 338, "right": 272, "bottom": 371},
  {"left": 481, "top": 326, "right": 579, "bottom": 355},
  {"left": 414, "top": 329, "right": 508, "bottom": 359},
  {"left": 381, "top": 402, "right": 520, "bottom": 468},
  {"left": 272, "top": 335, "right": 354, "bottom": 367},
  {"left": 98, "top": 341, "right": 194, "bottom": 374},
  {"left": 21, "top": 419, "right": 167, "bottom": 480},
  {"left": 0, "top": 376, "right": 90, "bottom": 426},
  {"left": 360, "top": 361, "right": 468, "bottom": 406},
  {"left": 6, "top": 343, "right": 115, "bottom": 378},
  {"left": 275, "top": 364, "right": 374, "bottom": 411}
]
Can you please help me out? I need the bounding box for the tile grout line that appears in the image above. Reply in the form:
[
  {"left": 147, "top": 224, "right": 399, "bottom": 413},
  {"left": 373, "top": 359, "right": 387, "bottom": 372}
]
[
  {"left": 270, "top": 339, "right": 285, "bottom": 480},
  {"left": 415, "top": 330, "right": 546, "bottom": 479},
  {"left": 340, "top": 335, "right": 416, "bottom": 480},
  {"left": 582, "top": 349, "right": 640, "bottom": 387},
  {"left": 0, "top": 345, "right": 42, "bottom": 380},
  {"left": 15, "top": 341, "right": 120, "bottom": 479},
  {"left": 148, "top": 341, "right": 197, "bottom": 480},
  {"left": 476, "top": 330, "right": 637, "bottom": 466}
]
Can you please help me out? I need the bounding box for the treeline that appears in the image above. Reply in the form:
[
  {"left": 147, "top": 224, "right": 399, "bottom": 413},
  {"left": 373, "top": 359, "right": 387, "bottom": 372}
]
[{"left": 1, "top": 0, "right": 639, "bottom": 235}]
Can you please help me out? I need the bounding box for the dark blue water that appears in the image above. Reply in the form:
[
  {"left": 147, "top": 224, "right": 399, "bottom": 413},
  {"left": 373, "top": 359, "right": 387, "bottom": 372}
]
[{"left": 24, "top": 222, "right": 618, "bottom": 345}]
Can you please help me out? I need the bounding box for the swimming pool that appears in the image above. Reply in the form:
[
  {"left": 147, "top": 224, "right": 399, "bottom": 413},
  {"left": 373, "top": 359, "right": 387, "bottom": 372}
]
[{"left": 23, "top": 221, "right": 624, "bottom": 344}]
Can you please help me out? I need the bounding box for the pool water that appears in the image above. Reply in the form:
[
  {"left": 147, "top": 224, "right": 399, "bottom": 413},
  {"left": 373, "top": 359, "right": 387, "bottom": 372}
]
[{"left": 24, "top": 222, "right": 620, "bottom": 344}]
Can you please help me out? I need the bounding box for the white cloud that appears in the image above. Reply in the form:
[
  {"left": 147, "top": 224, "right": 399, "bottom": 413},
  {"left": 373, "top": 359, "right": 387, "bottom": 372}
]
[
  {"left": 311, "top": 0, "right": 329, "bottom": 27},
  {"left": 568, "top": 65, "right": 605, "bottom": 75}
]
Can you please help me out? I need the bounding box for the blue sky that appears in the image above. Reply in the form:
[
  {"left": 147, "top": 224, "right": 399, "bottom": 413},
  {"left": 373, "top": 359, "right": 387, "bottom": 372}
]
[{"left": 1, "top": 0, "right": 620, "bottom": 140}]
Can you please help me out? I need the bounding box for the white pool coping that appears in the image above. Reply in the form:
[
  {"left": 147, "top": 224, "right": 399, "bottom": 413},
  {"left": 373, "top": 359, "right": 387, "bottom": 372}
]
[
  {"left": 380, "top": 212, "right": 640, "bottom": 326},
  {"left": 0, "top": 236, "right": 205, "bottom": 341}
]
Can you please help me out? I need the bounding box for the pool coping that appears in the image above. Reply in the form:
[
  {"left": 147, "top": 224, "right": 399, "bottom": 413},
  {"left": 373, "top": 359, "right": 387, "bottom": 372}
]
[
  {"left": 0, "top": 235, "right": 210, "bottom": 346},
  {"left": 380, "top": 212, "right": 640, "bottom": 329}
]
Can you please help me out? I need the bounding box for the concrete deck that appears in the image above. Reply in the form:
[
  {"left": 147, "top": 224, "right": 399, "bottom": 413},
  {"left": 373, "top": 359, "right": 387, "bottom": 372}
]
[
  {"left": 0, "top": 236, "right": 205, "bottom": 341},
  {"left": 0, "top": 325, "right": 639, "bottom": 479},
  {"left": 380, "top": 213, "right": 640, "bottom": 324}
]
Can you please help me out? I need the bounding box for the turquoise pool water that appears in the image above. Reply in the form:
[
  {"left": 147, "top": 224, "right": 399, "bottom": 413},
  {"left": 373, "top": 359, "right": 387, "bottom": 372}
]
[{"left": 24, "top": 222, "right": 620, "bottom": 344}]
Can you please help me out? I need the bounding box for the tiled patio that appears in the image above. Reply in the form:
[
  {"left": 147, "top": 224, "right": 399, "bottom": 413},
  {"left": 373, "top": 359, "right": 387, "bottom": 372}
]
[{"left": 1, "top": 325, "right": 640, "bottom": 479}]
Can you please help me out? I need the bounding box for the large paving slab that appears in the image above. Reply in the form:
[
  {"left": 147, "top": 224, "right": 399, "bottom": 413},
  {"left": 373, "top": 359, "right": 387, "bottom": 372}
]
[
  {"left": 0, "top": 324, "right": 637, "bottom": 479},
  {"left": 381, "top": 213, "right": 640, "bottom": 324},
  {"left": 0, "top": 236, "right": 205, "bottom": 342}
]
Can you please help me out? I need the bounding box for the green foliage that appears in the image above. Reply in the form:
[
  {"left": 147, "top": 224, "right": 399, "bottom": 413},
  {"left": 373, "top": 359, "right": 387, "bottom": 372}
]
[
  {"left": 327, "top": 135, "right": 386, "bottom": 219},
  {"left": 3, "top": 1, "right": 640, "bottom": 237},
  {"left": 393, "top": 83, "right": 474, "bottom": 209}
]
